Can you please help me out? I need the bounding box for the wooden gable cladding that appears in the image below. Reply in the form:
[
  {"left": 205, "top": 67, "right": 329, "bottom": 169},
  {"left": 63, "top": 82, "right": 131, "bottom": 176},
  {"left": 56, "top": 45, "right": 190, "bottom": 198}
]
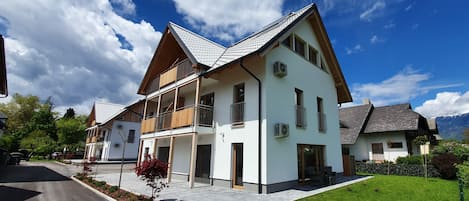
[
  {"left": 307, "top": 9, "right": 352, "bottom": 104},
  {"left": 86, "top": 106, "right": 96, "bottom": 127},
  {"left": 0, "top": 35, "right": 7, "bottom": 97},
  {"left": 138, "top": 28, "right": 189, "bottom": 95}
]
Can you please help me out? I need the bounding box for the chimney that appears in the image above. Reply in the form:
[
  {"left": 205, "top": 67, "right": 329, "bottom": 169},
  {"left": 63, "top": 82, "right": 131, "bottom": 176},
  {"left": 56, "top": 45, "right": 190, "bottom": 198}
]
[{"left": 362, "top": 98, "right": 372, "bottom": 105}]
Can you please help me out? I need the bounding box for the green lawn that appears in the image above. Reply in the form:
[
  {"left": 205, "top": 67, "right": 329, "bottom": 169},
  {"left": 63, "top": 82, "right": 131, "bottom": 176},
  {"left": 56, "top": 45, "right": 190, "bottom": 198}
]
[{"left": 298, "top": 175, "right": 468, "bottom": 201}]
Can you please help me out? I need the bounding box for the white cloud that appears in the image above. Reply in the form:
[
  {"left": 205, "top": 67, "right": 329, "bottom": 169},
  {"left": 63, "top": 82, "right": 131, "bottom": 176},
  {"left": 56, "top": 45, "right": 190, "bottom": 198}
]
[
  {"left": 345, "top": 44, "right": 363, "bottom": 55},
  {"left": 172, "top": 0, "right": 283, "bottom": 42},
  {"left": 350, "top": 67, "right": 461, "bottom": 106},
  {"left": 110, "top": 0, "right": 136, "bottom": 15},
  {"left": 370, "top": 35, "right": 384, "bottom": 44},
  {"left": 360, "top": 1, "right": 386, "bottom": 22},
  {"left": 404, "top": 4, "right": 413, "bottom": 11},
  {"left": 0, "top": 0, "right": 161, "bottom": 115},
  {"left": 415, "top": 91, "right": 469, "bottom": 118},
  {"left": 384, "top": 22, "right": 396, "bottom": 29}
]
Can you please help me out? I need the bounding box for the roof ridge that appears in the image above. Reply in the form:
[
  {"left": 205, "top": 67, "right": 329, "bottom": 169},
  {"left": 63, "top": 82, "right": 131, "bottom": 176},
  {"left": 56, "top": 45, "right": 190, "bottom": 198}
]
[
  {"left": 95, "top": 102, "right": 125, "bottom": 107},
  {"left": 228, "top": 3, "right": 314, "bottom": 48},
  {"left": 168, "top": 22, "right": 226, "bottom": 49}
]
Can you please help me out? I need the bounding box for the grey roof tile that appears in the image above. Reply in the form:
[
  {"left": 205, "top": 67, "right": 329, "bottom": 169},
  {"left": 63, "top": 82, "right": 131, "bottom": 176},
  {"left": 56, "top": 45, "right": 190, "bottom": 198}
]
[
  {"left": 363, "top": 103, "right": 421, "bottom": 133},
  {"left": 339, "top": 104, "right": 372, "bottom": 144}
]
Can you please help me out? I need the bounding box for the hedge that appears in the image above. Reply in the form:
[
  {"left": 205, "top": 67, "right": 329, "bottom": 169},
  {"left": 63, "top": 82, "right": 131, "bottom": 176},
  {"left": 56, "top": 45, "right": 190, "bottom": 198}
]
[{"left": 356, "top": 161, "right": 440, "bottom": 177}]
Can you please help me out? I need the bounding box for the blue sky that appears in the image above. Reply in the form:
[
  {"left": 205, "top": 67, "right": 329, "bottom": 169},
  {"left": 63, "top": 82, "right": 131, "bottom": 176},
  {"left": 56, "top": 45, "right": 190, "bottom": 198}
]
[{"left": 0, "top": 0, "right": 468, "bottom": 117}]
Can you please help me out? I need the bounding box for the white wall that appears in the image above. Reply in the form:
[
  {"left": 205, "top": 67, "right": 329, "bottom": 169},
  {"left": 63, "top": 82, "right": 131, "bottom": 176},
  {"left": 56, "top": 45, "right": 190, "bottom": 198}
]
[
  {"left": 264, "top": 20, "right": 343, "bottom": 184},
  {"left": 107, "top": 120, "right": 141, "bottom": 160},
  {"left": 349, "top": 132, "right": 409, "bottom": 162}
]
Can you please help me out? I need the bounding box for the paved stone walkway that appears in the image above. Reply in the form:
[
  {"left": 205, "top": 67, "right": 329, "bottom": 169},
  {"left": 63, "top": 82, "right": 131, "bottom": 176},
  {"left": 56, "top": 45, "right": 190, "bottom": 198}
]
[{"left": 95, "top": 173, "right": 372, "bottom": 201}]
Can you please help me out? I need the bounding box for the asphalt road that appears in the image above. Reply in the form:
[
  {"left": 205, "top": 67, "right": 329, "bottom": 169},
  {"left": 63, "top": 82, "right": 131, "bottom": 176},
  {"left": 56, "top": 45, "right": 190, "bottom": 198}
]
[{"left": 0, "top": 161, "right": 106, "bottom": 201}]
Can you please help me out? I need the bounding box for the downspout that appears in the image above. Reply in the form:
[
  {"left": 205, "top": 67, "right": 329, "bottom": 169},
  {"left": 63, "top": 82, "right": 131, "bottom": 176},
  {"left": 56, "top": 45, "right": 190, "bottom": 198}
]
[{"left": 239, "top": 58, "right": 262, "bottom": 194}]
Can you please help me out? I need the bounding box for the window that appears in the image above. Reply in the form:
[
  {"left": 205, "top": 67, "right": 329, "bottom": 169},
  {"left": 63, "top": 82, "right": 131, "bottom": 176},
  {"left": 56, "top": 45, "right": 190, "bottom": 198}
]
[
  {"left": 295, "top": 88, "right": 306, "bottom": 128},
  {"left": 231, "top": 83, "right": 245, "bottom": 124},
  {"left": 295, "top": 88, "right": 303, "bottom": 106},
  {"left": 127, "top": 129, "right": 135, "bottom": 143},
  {"left": 317, "top": 97, "right": 326, "bottom": 132},
  {"left": 308, "top": 46, "right": 318, "bottom": 65},
  {"left": 320, "top": 57, "right": 327, "bottom": 71},
  {"left": 144, "top": 147, "right": 150, "bottom": 161},
  {"left": 388, "top": 142, "right": 403, "bottom": 149},
  {"left": 282, "top": 35, "right": 292, "bottom": 49},
  {"left": 294, "top": 35, "right": 306, "bottom": 57}
]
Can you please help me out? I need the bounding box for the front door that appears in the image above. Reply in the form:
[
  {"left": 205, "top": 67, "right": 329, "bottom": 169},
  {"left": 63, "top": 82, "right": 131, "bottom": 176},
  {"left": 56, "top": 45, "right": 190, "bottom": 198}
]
[
  {"left": 371, "top": 143, "right": 384, "bottom": 161},
  {"left": 195, "top": 145, "right": 211, "bottom": 183},
  {"left": 232, "top": 143, "right": 243, "bottom": 189},
  {"left": 158, "top": 147, "right": 169, "bottom": 163},
  {"left": 297, "top": 144, "right": 325, "bottom": 183}
]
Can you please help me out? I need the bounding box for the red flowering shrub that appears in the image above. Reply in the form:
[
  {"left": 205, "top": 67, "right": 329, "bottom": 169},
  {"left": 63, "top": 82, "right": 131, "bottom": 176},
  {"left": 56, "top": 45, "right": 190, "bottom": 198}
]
[{"left": 135, "top": 156, "right": 168, "bottom": 198}]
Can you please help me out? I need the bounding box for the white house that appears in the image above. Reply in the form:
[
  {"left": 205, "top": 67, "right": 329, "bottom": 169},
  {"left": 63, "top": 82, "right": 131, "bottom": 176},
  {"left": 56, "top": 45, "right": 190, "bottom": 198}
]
[
  {"left": 340, "top": 101, "right": 435, "bottom": 162},
  {"left": 85, "top": 101, "right": 144, "bottom": 161},
  {"left": 137, "top": 4, "right": 352, "bottom": 193}
]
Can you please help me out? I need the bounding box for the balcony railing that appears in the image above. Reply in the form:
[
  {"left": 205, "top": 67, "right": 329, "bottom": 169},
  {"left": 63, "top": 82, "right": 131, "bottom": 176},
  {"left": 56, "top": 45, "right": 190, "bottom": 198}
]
[
  {"left": 86, "top": 137, "right": 91, "bottom": 144},
  {"left": 230, "top": 102, "right": 245, "bottom": 125},
  {"left": 141, "top": 105, "right": 214, "bottom": 134},
  {"left": 296, "top": 106, "right": 306, "bottom": 128},
  {"left": 146, "top": 59, "right": 194, "bottom": 93},
  {"left": 318, "top": 112, "right": 326, "bottom": 132}
]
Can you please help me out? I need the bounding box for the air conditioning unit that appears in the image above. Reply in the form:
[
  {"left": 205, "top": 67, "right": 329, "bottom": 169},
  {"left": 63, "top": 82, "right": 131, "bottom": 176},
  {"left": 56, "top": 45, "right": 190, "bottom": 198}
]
[
  {"left": 273, "top": 61, "right": 287, "bottom": 78},
  {"left": 274, "top": 123, "right": 289, "bottom": 138}
]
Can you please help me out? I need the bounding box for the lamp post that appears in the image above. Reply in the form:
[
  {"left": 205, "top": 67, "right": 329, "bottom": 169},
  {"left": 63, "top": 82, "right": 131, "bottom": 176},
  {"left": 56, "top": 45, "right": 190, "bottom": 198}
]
[{"left": 116, "top": 124, "right": 127, "bottom": 189}]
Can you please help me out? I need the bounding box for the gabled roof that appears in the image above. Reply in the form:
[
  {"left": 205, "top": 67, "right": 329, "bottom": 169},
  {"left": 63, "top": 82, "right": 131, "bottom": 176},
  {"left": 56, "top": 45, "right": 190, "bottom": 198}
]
[
  {"left": 168, "top": 22, "right": 226, "bottom": 67},
  {"left": 99, "top": 99, "right": 144, "bottom": 127},
  {"left": 364, "top": 103, "right": 422, "bottom": 133},
  {"left": 138, "top": 4, "right": 352, "bottom": 103},
  {"left": 340, "top": 103, "right": 430, "bottom": 144},
  {"left": 340, "top": 104, "right": 373, "bottom": 145},
  {"left": 90, "top": 102, "right": 124, "bottom": 125}
]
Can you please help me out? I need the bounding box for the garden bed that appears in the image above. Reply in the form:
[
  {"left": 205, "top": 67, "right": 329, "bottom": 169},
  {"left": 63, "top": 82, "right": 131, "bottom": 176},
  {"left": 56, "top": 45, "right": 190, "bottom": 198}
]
[{"left": 74, "top": 173, "right": 151, "bottom": 201}]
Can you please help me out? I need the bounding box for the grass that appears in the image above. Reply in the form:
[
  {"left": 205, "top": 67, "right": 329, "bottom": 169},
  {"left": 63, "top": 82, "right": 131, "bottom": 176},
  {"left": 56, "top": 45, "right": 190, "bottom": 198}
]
[{"left": 298, "top": 175, "right": 469, "bottom": 201}]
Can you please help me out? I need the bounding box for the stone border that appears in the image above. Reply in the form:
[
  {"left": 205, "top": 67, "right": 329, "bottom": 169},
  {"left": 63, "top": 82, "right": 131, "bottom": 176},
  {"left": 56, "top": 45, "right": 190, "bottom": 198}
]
[{"left": 71, "top": 176, "right": 116, "bottom": 201}]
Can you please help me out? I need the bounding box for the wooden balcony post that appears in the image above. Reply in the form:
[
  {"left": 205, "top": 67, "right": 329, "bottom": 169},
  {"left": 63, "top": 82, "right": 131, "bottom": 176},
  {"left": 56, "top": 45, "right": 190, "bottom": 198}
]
[
  {"left": 152, "top": 138, "right": 158, "bottom": 159},
  {"left": 193, "top": 78, "right": 201, "bottom": 127},
  {"left": 189, "top": 132, "right": 198, "bottom": 188},
  {"left": 156, "top": 95, "right": 161, "bottom": 130},
  {"left": 137, "top": 139, "right": 144, "bottom": 165},
  {"left": 143, "top": 98, "right": 148, "bottom": 119},
  {"left": 167, "top": 136, "right": 175, "bottom": 183}
]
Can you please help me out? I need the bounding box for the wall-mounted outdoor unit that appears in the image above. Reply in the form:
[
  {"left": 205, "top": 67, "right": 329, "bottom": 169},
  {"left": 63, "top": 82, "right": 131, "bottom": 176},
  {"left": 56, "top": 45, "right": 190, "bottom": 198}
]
[
  {"left": 273, "top": 61, "right": 287, "bottom": 78},
  {"left": 274, "top": 123, "right": 289, "bottom": 138}
]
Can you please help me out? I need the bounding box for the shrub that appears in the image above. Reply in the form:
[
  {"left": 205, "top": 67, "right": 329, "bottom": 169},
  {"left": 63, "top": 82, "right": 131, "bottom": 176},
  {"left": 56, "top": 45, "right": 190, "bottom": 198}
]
[
  {"left": 432, "top": 140, "right": 469, "bottom": 161},
  {"left": 396, "top": 155, "right": 423, "bottom": 165},
  {"left": 109, "top": 186, "right": 119, "bottom": 193},
  {"left": 431, "top": 152, "right": 461, "bottom": 179},
  {"left": 135, "top": 157, "right": 169, "bottom": 199},
  {"left": 457, "top": 161, "right": 469, "bottom": 187}
]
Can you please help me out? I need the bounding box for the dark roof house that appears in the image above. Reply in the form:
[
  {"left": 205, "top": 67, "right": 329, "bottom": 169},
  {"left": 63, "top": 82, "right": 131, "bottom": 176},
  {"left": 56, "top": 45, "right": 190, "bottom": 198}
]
[{"left": 340, "top": 103, "right": 433, "bottom": 145}]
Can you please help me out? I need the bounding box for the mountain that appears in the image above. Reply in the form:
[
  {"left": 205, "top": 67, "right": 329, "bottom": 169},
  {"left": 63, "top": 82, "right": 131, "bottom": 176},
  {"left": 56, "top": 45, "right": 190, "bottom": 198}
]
[{"left": 436, "top": 112, "right": 469, "bottom": 141}]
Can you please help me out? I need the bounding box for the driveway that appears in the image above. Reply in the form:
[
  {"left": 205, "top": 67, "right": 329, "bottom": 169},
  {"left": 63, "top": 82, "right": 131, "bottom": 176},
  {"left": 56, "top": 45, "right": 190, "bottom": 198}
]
[{"left": 0, "top": 161, "right": 106, "bottom": 201}]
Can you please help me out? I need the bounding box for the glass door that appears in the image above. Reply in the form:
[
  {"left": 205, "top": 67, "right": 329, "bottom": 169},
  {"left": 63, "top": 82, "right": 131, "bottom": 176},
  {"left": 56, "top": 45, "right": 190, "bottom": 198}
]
[
  {"left": 232, "top": 143, "right": 244, "bottom": 188},
  {"left": 297, "top": 144, "right": 325, "bottom": 183}
]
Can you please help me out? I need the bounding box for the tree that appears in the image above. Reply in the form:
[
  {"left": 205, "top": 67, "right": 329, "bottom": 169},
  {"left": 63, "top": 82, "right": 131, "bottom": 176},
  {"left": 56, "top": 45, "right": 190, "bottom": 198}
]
[
  {"left": 63, "top": 108, "right": 75, "bottom": 119},
  {"left": 135, "top": 157, "right": 169, "bottom": 199},
  {"left": 57, "top": 116, "right": 86, "bottom": 146},
  {"left": 20, "top": 130, "right": 57, "bottom": 156},
  {"left": 25, "top": 102, "right": 58, "bottom": 141}
]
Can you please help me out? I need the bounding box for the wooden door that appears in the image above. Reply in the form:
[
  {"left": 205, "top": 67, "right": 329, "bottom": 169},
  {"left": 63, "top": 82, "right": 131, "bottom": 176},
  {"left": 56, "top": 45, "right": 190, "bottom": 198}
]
[{"left": 232, "top": 143, "right": 244, "bottom": 189}]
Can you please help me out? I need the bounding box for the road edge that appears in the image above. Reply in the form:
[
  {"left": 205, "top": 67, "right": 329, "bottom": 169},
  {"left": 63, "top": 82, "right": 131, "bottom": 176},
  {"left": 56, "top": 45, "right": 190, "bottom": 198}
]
[{"left": 71, "top": 176, "right": 116, "bottom": 201}]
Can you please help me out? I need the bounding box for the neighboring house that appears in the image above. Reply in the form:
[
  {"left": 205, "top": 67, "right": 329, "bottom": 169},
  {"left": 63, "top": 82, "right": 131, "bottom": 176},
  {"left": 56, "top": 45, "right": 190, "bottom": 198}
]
[
  {"left": 0, "top": 34, "right": 7, "bottom": 97},
  {"left": 85, "top": 101, "right": 144, "bottom": 161},
  {"left": 136, "top": 4, "right": 352, "bottom": 193},
  {"left": 340, "top": 101, "right": 434, "bottom": 162}
]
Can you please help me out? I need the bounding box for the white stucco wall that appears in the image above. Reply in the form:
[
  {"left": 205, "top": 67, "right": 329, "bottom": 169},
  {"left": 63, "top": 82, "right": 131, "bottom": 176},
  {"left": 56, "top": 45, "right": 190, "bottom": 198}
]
[
  {"left": 106, "top": 120, "right": 141, "bottom": 160},
  {"left": 264, "top": 20, "right": 343, "bottom": 184},
  {"left": 349, "top": 132, "right": 410, "bottom": 162}
]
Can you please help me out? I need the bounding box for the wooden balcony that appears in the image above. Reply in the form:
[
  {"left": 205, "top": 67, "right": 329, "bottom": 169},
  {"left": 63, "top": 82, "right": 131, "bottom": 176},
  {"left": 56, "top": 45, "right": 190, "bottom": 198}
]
[
  {"left": 141, "top": 105, "right": 213, "bottom": 134},
  {"left": 91, "top": 136, "right": 97, "bottom": 143},
  {"left": 159, "top": 67, "right": 177, "bottom": 87},
  {"left": 141, "top": 117, "right": 157, "bottom": 133},
  {"left": 86, "top": 137, "right": 91, "bottom": 144}
]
